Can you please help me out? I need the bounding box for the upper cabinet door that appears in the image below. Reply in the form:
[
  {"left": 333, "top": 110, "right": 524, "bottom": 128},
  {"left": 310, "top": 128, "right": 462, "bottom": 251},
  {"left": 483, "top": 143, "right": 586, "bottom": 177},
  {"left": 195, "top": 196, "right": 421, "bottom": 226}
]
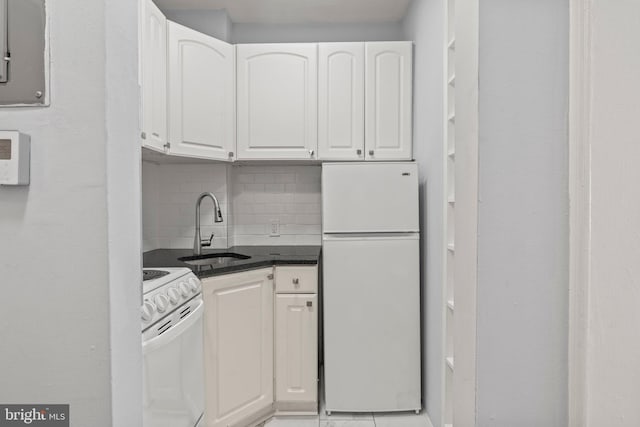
[
  {"left": 140, "top": 0, "right": 167, "bottom": 152},
  {"left": 318, "top": 43, "right": 365, "bottom": 161},
  {"left": 237, "top": 44, "right": 318, "bottom": 160},
  {"left": 168, "top": 22, "right": 235, "bottom": 161},
  {"left": 365, "top": 42, "right": 413, "bottom": 161}
]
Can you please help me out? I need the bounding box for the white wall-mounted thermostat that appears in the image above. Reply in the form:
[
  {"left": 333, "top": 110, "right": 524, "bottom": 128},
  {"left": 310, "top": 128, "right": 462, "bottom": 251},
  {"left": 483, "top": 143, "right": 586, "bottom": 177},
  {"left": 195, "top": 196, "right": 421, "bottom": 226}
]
[{"left": 0, "top": 131, "right": 30, "bottom": 186}]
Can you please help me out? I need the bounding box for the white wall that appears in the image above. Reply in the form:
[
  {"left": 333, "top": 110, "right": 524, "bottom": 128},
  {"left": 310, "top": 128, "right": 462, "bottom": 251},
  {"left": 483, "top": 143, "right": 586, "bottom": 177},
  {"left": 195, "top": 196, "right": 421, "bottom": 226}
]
[
  {"left": 105, "top": 0, "right": 143, "bottom": 424},
  {"left": 164, "top": 9, "right": 233, "bottom": 42},
  {"left": 403, "top": 0, "right": 445, "bottom": 423},
  {"left": 231, "top": 165, "right": 321, "bottom": 246},
  {"left": 477, "top": 1, "right": 569, "bottom": 426},
  {"left": 0, "top": 0, "right": 141, "bottom": 425},
  {"left": 584, "top": 1, "right": 640, "bottom": 425}
]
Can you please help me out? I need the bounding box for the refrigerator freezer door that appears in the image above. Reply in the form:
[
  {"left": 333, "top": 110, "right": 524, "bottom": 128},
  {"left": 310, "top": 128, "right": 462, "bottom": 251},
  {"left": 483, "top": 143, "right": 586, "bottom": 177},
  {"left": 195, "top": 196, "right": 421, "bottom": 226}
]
[
  {"left": 322, "top": 162, "right": 419, "bottom": 233},
  {"left": 322, "top": 234, "right": 422, "bottom": 412}
]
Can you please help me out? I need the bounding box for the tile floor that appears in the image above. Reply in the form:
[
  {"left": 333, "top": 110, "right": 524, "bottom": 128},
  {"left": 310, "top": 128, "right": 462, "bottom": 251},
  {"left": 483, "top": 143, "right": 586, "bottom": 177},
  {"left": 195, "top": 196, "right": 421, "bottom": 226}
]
[{"left": 261, "top": 394, "right": 433, "bottom": 427}]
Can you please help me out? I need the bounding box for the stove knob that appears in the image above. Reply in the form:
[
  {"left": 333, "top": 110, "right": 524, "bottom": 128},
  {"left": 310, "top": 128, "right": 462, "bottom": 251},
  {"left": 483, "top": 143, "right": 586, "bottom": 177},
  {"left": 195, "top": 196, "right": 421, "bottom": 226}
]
[
  {"left": 167, "top": 287, "right": 181, "bottom": 305},
  {"left": 178, "top": 282, "right": 190, "bottom": 297},
  {"left": 154, "top": 294, "right": 170, "bottom": 313},
  {"left": 140, "top": 301, "right": 155, "bottom": 321},
  {"left": 188, "top": 277, "right": 200, "bottom": 293}
]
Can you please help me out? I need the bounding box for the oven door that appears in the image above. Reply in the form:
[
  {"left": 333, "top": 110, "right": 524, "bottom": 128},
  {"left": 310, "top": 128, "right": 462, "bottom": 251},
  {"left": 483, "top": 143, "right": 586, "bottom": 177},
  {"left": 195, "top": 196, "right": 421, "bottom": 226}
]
[{"left": 143, "top": 298, "right": 204, "bottom": 427}]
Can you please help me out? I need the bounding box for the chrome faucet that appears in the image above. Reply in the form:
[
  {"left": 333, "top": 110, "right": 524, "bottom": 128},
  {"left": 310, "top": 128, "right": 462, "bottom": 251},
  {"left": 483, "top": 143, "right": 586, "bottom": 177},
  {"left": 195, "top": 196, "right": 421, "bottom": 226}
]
[{"left": 194, "top": 192, "right": 224, "bottom": 255}]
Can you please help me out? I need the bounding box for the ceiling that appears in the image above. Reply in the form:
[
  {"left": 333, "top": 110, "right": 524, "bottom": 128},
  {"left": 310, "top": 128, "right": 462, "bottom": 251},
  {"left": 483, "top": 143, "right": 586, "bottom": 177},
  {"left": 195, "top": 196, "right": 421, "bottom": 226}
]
[{"left": 154, "top": 0, "right": 412, "bottom": 24}]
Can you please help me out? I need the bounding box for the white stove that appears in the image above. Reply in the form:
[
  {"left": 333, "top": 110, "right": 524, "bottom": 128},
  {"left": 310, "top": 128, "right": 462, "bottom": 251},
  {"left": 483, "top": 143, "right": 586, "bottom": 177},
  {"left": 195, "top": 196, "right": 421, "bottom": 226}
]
[
  {"left": 141, "top": 267, "right": 201, "bottom": 331},
  {"left": 142, "top": 267, "right": 204, "bottom": 427}
]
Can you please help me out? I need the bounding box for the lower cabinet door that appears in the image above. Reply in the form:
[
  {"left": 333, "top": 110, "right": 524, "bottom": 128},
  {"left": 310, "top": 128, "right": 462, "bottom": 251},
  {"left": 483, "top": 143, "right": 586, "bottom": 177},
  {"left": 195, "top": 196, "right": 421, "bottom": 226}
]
[
  {"left": 275, "top": 294, "right": 318, "bottom": 403},
  {"left": 202, "top": 269, "right": 274, "bottom": 427}
]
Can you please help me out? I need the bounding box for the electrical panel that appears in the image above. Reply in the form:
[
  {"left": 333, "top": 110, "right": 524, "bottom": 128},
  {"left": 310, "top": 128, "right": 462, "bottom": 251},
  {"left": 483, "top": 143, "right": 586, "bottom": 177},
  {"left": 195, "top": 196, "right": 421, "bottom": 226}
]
[{"left": 0, "top": 0, "right": 47, "bottom": 106}]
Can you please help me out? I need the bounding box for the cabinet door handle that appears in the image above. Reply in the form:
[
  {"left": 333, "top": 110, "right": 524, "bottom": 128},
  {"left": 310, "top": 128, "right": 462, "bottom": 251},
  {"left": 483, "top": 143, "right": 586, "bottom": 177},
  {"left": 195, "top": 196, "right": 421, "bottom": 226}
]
[
  {"left": 309, "top": 149, "right": 315, "bottom": 157},
  {"left": 356, "top": 149, "right": 362, "bottom": 155},
  {"left": 369, "top": 150, "right": 374, "bottom": 156},
  {"left": 306, "top": 301, "right": 313, "bottom": 307},
  {"left": 228, "top": 151, "right": 234, "bottom": 158}
]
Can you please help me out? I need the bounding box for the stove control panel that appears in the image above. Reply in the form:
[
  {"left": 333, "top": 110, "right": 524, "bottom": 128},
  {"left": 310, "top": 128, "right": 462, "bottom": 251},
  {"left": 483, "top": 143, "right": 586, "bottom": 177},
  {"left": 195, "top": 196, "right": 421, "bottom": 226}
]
[{"left": 141, "top": 271, "right": 202, "bottom": 330}]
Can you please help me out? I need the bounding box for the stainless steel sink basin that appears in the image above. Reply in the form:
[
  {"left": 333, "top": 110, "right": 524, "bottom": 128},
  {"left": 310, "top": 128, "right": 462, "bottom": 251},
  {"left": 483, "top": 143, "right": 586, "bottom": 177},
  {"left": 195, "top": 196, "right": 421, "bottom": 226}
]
[{"left": 178, "top": 252, "right": 251, "bottom": 266}]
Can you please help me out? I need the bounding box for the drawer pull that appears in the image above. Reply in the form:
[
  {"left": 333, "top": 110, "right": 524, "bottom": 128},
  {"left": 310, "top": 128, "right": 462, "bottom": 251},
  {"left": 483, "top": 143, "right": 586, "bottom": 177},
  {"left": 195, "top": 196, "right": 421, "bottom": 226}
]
[{"left": 292, "top": 278, "right": 300, "bottom": 286}]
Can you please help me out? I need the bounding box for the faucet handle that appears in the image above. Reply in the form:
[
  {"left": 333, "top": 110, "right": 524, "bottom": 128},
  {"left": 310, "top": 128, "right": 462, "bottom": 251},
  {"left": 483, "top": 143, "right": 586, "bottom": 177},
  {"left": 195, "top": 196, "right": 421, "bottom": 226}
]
[{"left": 201, "top": 233, "right": 215, "bottom": 248}]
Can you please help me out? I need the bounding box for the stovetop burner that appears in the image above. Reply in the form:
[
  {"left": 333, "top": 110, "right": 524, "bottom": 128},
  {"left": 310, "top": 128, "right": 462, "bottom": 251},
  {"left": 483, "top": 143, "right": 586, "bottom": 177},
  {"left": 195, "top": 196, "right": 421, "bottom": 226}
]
[{"left": 143, "top": 270, "right": 171, "bottom": 282}]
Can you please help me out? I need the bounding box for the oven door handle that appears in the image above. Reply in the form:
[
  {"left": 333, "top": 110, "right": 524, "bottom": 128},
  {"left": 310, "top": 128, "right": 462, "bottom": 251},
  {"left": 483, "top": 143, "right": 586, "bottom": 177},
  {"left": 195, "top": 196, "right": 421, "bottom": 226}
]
[{"left": 142, "top": 300, "right": 204, "bottom": 354}]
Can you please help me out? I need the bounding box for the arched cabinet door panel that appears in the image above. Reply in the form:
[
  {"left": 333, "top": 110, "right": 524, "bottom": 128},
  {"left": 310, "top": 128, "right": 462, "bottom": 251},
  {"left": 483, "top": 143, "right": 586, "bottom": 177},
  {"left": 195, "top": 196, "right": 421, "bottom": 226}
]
[
  {"left": 365, "top": 41, "right": 413, "bottom": 161},
  {"left": 168, "top": 22, "right": 235, "bottom": 161},
  {"left": 318, "top": 43, "right": 365, "bottom": 161},
  {"left": 237, "top": 44, "right": 318, "bottom": 160}
]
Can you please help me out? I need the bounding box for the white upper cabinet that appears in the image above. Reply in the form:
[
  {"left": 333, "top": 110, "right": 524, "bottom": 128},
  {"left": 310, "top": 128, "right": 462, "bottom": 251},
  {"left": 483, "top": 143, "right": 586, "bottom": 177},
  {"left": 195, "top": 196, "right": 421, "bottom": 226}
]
[
  {"left": 365, "top": 41, "right": 413, "bottom": 161},
  {"left": 140, "top": 0, "right": 167, "bottom": 152},
  {"left": 237, "top": 44, "right": 318, "bottom": 160},
  {"left": 318, "top": 43, "right": 365, "bottom": 161},
  {"left": 140, "top": 19, "right": 411, "bottom": 163},
  {"left": 168, "top": 22, "right": 235, "bottom": 161}
]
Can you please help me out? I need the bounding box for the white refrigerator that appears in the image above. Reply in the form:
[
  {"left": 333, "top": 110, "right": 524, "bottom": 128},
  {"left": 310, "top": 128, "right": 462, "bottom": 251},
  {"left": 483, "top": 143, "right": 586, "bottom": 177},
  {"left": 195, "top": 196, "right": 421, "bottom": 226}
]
[{"left": 322, "top": 162, "right": 422, "bottom": 414}]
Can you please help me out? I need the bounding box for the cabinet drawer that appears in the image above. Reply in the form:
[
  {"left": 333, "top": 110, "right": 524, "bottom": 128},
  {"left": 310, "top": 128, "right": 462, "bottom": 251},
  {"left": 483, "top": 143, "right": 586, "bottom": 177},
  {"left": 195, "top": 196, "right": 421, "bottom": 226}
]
[{"left": 275, "top": 266, "right": 318, "bottom": 293}]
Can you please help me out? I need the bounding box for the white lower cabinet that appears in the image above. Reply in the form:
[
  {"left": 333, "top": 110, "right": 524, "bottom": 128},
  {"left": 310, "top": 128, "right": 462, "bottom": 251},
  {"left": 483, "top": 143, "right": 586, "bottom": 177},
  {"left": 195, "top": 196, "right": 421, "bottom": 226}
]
[
  {"left": 201, "top": 268, "right": 274, "bottom": 427},
  {"left": 275, "top": 293, "right": 318, "bottom": 404},
  {"left": 202, "top": 265, "right": 318, "bottom": 426},
  {"left": 274, "top": 265, "right": 318, "bottom": 411}
]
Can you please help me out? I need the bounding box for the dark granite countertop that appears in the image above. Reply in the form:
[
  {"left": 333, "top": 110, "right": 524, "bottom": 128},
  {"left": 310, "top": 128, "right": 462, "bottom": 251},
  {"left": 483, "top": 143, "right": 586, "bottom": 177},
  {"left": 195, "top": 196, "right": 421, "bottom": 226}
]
[{"left": 143, "top": 245, "right": 321, "bottom": 279}]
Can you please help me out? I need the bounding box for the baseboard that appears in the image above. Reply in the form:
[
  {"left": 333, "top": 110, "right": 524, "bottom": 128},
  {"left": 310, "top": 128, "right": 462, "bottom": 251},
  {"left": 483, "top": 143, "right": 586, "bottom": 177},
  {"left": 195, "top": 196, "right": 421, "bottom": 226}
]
[{"left": 274, "top": 400, "right": 318, "bottom": 414}]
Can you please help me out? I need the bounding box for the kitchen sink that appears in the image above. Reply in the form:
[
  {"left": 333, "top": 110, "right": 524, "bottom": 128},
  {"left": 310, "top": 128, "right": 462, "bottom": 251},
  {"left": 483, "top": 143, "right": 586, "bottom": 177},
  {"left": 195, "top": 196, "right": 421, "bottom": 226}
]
[{"left": 178, "top": 252, "right": 251, "bottom": 266}]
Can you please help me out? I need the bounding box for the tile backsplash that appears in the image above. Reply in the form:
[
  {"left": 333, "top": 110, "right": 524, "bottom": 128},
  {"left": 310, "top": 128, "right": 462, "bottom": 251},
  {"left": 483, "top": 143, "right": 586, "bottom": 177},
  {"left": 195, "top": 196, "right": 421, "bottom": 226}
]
[
  {"left": 231, "top": 165, "right": 322, "bottom": 246},
  {"left": 142, "top": 162, "right": 322, "bottom": 251},
  {"left": 142, "top": 162, "right": 230, "bottom": 251}
]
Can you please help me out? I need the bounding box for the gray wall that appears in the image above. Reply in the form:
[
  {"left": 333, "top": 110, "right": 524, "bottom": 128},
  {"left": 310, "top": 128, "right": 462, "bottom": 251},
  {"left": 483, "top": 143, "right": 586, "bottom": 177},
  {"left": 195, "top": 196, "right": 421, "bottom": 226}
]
[
  {"left": 164, "top": 9, "right": 233, "bottom": 42},
  {"left": 477, "top": 1, "right": 569, "bottom": 426},
  {"left": 232, "top": 22, "right": 404, "bottom": 43},
  {"left": 403, "top": 0, "right": 445, "bottom": 424},
  {"left": 161, "top": 9, "right": 404, "bottom": 44},
  {"left": 0, "top": 0, "right": 141, "bottom": 425},
  {"left": 163, "top": 10, "right": 404, "bottom": 43}
]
